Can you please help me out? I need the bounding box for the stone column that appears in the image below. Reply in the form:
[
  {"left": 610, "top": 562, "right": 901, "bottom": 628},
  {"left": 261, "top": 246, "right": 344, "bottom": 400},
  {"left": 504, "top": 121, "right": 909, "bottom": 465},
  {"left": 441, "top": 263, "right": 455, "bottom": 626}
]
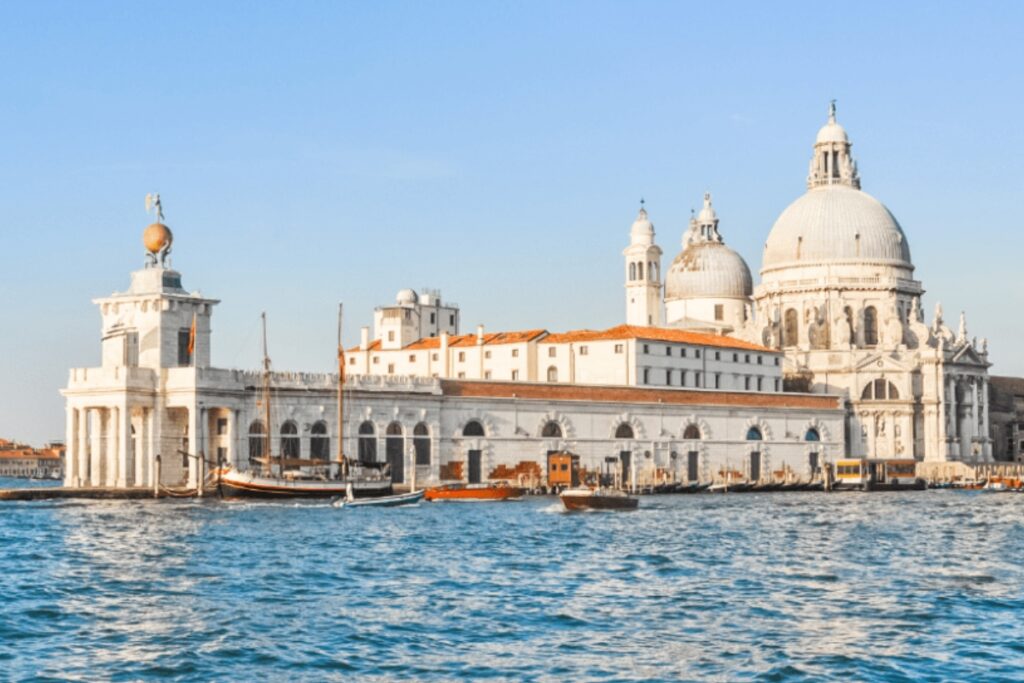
[
  {"left": 187, "top": 406, "right": 200, "bottom": 488},
  {"left": 104, "top": 406, "right": 117, "bottom": 487},
  {"left": 116, "top": 405, "right": 131, "bottom": 488},
  {"left": 89, "top": 408, "right": 105, "bottom": 487},
  {"left": 134, "top": 408, "right": 147, "bottom": 487},
  {"left": 146, "top": 407, "right": 159, "bottom": 487},
  {"left": 982, "top": 378, "right": 992, "bottom": 460},
  {"left": 79, "top": 408, "right": 91, "bottom": 487},
  {"left": 947, "top": 376, "right": 959, "bottom": 460},
  {"left": 64, "top": 407, "right": 78, "bottom": 487}
]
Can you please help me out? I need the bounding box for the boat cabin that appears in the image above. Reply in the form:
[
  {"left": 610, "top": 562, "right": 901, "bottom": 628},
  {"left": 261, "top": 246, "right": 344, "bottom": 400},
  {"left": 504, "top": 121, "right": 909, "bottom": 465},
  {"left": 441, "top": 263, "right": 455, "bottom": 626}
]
[{"left": 835, "top": 458, "right": 919, "bottom": 487}]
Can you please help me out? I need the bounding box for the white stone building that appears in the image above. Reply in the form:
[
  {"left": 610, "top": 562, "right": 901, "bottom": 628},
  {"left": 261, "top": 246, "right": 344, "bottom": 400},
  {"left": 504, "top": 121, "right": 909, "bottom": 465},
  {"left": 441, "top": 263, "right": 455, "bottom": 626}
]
[
  {"left": 642, "top": 103, "right": 993, "bottom": 462},
  {"left": 61, "top": 222, "right": 841, "bottom": 490}
]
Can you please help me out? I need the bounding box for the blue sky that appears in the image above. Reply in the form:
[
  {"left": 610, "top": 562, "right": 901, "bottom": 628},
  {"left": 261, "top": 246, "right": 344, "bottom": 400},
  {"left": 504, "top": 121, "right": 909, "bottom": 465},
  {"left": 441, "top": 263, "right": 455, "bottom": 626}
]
[{"left": 2, "top": 1, "right": 1022, "bottom": 444}]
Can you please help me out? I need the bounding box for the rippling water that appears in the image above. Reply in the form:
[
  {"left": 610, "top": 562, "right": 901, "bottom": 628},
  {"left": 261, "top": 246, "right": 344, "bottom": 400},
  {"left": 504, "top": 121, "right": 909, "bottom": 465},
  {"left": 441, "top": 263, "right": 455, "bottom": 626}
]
[{"left": 2, "top": 479, "right": 1022, "bottom": 682}]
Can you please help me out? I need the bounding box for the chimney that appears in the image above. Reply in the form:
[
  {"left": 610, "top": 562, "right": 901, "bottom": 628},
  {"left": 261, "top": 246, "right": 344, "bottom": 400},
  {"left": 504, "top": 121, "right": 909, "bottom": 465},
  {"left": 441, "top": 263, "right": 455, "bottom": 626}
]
[
  {"left": 477, "top": 324, "right": 485, "bottom": 344},
  {"left": 360, "top": 326, "right": 370, "bottom": 351},
  {"left": 440, "top": 332, "right": 450, "bottom": 378}
]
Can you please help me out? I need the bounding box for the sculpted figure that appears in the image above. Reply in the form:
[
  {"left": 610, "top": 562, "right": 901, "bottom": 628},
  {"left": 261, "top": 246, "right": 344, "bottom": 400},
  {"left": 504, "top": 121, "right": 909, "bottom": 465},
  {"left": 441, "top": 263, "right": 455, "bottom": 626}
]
[
  {"left": 833, "top": 313, "right": 852, "bottom": 348},
  {"left": 883, "top": 302, "right": 904, "bottom": 348}
]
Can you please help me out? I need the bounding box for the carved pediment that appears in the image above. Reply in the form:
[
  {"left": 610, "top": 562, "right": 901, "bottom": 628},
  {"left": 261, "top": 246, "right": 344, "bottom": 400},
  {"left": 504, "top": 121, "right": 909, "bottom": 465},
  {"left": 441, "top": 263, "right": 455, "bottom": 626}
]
[
  {"left": 854, "top": 353, "right": 910, "bottom": 373},
  {"left": 950, "top": 344, "right": 986, "bottom": 367}
]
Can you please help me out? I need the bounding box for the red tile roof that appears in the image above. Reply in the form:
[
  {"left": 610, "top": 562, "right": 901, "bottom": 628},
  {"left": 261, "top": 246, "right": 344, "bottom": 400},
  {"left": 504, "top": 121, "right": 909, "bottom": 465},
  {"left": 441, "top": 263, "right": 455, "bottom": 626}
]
[
  {"left": 541, "top": 324, "right": 774, "bottom": 352},
  {"left": 348, "top": 329, "right": 547, "bottom": 353},
  {"left": 441, "top": 380, "right": 839, "bottom": 410}
]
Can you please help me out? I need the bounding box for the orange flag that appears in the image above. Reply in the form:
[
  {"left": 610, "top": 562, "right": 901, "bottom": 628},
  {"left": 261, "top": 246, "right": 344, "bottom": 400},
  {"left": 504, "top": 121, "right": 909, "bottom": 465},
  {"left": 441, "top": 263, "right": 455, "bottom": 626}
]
[{"left": 187, "top": 312, "right": 197, "bottom": 357}]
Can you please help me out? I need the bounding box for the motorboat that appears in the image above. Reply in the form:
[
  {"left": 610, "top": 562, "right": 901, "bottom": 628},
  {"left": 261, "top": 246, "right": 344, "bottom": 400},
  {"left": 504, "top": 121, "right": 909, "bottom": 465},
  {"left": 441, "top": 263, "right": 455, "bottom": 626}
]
[
  {"left": 332, "top": 485, "right": 424, "bottom": 508},
  {"left": 424, "top": 482, "right": 526, "bottom": 502},
  {"left": 559, "top": 486, "right": 638, "bottom": 511}
]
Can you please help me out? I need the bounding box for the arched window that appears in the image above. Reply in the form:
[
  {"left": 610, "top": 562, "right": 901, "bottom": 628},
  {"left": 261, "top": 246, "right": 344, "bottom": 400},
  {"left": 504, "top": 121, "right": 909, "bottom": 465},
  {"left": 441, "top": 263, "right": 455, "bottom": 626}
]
[
  {"left": 637, "top": 262, "right": 644, "bottom": 280},
  {"left": 746, "top": 426, "right": 763, "bottom": 441},
  {"left": 861, "top": 380, "right": 900, "bottom": 401},
  {"left": 358, "top": 420, "right": 377, "bottom": 464},
  {"left": 629, "top": 262, "right": 636, "bottom": 281},
  {"left": 864, "top": 306, "right": 878, "bottom": 346},
  {"left": 248, "top": 420, "right": 266, "bottom": 463},
  {"left": 280, "top": 421, "right": 300, "bottom": 459},
  {"left": 683, "top": 424, "right": 701, "bottom": 440},
  {"left": 615, "top": 423, "right": 635, "bottom": 439},
  {"left": 649, "top": 261, "right": 656, "bottom": 282},
  {"left": 413, "top": 422, "right": 431, "bottom": 465},
  {"left": 310, "top": 421, "right": 330, "bottom": 460},
  {"left": 386, "top": 422, "right": 403, "bottom": 437},
  {"left": 805, "top": 428, "right": 820, "bottom": 442},
  {"left": 783, "top": 308, "right": 799, "bottom": 347},
  {"left": 463, "top": 420, "right": 485, "bottom": 437},
  {"left": 541, "top": 421, "right": 562, "bottom": 438},
  {"left": 547, "top": 366, "right": 558, "bottom": 382}
]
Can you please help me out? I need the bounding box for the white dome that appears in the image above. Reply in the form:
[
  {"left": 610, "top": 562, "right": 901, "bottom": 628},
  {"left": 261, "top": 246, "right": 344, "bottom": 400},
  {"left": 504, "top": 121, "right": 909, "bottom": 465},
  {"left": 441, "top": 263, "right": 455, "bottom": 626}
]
[
  {"left": 630, "top": 207, "right": 654, "bottom": 242},
  {"left": 762, "top": 185, "right": 911, "bottom": 272},
  {"left": 666, "top": 241, "right": 753, "bottom": 300},
  {"left": 396, "top": 288, "right": 418, "bottom": 305},
  {"left": 816, "top": 121, "right": 848, "bottom": 144}
]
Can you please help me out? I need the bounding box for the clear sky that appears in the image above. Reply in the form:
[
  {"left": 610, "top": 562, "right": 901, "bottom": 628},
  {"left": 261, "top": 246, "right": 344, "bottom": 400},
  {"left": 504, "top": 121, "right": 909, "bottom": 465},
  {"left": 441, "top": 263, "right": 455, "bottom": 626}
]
[{"left": 2, "top": 1, "right": 1022, "bottom": 445}]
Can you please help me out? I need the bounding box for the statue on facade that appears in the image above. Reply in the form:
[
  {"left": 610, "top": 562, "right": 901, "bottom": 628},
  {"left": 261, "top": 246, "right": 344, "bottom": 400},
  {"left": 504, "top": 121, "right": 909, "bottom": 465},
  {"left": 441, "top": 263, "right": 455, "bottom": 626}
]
[
  {"left": 833, "top": 311, "right": 852, "bottom": 349},
  {"left": 906, "top": 297, "right": 931, "bottom": 349},
  {"left": 883, "top": 301, "right": 904, "bottom": 348},
  {"left": 957, "top": 311, "right": 968, "bottom": 345}
]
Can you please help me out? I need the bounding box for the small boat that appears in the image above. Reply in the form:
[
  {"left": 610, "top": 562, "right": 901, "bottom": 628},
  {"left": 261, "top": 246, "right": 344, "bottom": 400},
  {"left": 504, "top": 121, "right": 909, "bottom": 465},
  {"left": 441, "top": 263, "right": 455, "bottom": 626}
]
[
  {"left": 424, "top": 483, "right": 526, "bottom": 502},
  {"left": 560, "top": 486, "right": 638, "bottom": 511},
  {"left": 332, "top": 486, "right": 424, "bottom": 508}
]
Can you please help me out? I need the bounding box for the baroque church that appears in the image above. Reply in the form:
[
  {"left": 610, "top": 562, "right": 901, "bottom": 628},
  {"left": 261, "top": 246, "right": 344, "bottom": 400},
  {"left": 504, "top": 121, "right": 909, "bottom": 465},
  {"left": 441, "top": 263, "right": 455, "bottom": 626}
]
[{"left": 627, "top": 103, "right": 993, "bottom": 462}]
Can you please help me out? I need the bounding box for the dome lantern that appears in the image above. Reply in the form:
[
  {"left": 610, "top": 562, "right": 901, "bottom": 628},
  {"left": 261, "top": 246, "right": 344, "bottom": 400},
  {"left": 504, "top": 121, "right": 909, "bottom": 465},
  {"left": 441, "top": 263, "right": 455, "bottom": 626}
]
[{"left": 808, "top": 100, "right": 860, "bottom": 190}]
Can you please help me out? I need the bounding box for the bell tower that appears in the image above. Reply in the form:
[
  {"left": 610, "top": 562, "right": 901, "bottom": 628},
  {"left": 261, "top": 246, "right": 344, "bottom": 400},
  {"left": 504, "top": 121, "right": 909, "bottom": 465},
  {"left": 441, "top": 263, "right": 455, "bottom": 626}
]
[{"left": 623, "top": 201, "right": 663, "bottom": 326}]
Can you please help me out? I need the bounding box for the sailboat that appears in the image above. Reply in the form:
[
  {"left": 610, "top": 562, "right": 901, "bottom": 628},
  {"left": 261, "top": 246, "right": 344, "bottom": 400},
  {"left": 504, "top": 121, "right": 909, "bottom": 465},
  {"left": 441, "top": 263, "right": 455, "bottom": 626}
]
[{"left": 218, "top": 307, "right": 393, "bottom": 498}]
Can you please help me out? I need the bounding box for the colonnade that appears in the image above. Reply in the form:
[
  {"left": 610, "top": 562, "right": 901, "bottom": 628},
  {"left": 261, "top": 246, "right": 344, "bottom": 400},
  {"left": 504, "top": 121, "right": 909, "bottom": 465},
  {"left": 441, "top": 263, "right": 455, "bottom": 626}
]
[{"left": 945, "top": 374, "right": 992, "bottom": 460}]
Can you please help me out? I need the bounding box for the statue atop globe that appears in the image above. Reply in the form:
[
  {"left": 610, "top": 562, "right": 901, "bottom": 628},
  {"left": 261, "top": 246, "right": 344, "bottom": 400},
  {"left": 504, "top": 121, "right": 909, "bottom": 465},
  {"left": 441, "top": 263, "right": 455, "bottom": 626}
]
[{"left": 143, "top": 193, "right": 173, "bottom": 267}]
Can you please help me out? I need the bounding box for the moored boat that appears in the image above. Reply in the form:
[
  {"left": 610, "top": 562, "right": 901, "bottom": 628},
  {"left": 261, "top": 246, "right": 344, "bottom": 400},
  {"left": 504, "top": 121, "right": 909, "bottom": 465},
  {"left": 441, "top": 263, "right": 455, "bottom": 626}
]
[
  {"left": 216, "top": 307, "right": 392, "bottom": 499},
  {"left": 424, "top": 482, "right": 526, "bottom": 501},
  {"left": 560, "top": 486, "right": 638, "bottom": 511},
  {"left": 332, "top": 487, "right": 424, "bottom": 508}
]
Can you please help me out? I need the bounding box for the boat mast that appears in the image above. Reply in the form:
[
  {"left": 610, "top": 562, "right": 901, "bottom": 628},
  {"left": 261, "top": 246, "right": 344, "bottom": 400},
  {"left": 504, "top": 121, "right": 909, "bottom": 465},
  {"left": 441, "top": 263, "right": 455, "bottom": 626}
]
[
  {"left": 337, "top": 303, "right": 347, "bottom": 479},
  {"left": 261, "top": 312, "right": 273, "bottom": 477}
]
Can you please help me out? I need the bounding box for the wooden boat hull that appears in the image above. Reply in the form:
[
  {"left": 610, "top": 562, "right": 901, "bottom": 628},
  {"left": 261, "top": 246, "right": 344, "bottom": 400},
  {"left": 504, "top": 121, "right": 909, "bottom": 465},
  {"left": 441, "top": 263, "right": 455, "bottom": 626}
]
[
  {"left": 218, "top": 470, "right": 392, "bottom": 498},
  {"left": 560, "top": 491, "right": 638, "bottom": 511},
  {"left": 334, "top": 490, "right": 424, "bottom": 508},
  {"left": 424, "top": 484, "right": 526, "bottom": 501}
]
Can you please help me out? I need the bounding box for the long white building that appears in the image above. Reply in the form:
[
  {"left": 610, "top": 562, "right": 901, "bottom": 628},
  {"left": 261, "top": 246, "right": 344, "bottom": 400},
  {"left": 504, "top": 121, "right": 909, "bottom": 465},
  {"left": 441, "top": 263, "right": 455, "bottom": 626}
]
[{"left": 61, "top": 225, "right": 840, "bottom": 490}]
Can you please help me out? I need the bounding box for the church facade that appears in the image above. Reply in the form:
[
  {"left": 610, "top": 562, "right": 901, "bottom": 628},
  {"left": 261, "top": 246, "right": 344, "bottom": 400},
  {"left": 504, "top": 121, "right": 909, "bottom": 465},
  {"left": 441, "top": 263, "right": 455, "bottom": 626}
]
[{"left": 654, "top": 104, "right": 993, "bottom": 462}]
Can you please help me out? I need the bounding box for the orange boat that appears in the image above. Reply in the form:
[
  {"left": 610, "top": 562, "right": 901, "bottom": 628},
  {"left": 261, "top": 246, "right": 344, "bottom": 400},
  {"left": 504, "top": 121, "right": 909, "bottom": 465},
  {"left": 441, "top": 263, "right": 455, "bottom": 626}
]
[{"left": 424, "top": 483, "right": 526, "bottom": 501}]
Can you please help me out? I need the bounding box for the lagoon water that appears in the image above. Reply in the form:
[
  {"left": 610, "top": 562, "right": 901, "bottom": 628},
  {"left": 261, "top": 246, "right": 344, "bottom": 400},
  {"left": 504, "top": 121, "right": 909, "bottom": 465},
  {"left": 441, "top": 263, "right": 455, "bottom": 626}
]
[{"left": 2, "top": 480, "right": 1022, "bottom": 682}]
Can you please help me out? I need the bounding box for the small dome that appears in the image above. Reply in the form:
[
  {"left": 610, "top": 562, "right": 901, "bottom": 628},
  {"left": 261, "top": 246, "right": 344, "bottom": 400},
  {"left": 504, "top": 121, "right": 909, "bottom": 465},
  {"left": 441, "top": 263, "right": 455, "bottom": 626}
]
[
  {"left": 763, "top": 185, "right": 911, "bottom": 272},
  {"left": 143, "top": 222, "right": 173, "bottom": 254},
  {"left": 396, "top": 288, "right": 418, "bottom": 305},
  {"left": 665, "top": 242, "right": 753, "bottom": 300},
  {"left": 631, "top": 207, "right": 653, "bottom": 237},
  {"left": 816, "top": 121, "right": 849, "bottom": 144}
]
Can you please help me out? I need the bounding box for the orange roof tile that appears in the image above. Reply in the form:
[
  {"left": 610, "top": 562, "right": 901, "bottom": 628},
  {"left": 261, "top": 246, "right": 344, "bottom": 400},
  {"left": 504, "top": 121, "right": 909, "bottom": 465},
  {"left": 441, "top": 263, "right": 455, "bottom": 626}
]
[
  {"left": 350, "top": 329, "right": 548, "bottom": 353},
  {"left": 441, "top": 380, "right": 839, "bottom": 410},
  {"left": 541, "top": 324, "right": 774, "bottom": 352}
]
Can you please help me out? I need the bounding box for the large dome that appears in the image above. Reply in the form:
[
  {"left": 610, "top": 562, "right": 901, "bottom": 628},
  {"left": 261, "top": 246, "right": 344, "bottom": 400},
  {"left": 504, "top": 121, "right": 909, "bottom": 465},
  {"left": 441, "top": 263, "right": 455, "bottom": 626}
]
[
  {"left": 666, "top": 241, "right": 753, "bottom": 300},
  {"left": 762, "top": 185, "right": 912, "bottom": 273}
]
